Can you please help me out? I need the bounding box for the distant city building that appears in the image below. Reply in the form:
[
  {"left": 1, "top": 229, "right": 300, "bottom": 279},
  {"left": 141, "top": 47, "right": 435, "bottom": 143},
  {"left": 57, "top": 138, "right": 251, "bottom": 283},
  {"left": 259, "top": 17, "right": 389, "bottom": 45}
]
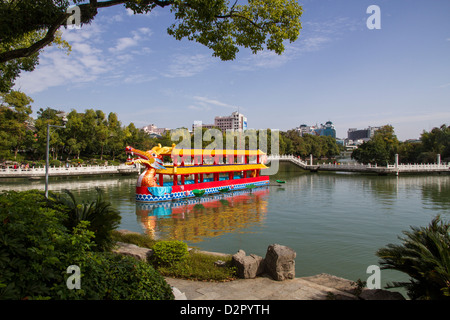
[
  {"left": 347, "top": 126, "right": 380, "bottom": 141},
  {"left": 315, "top": 121, "right": 336, "bottom": 138},
  {"left": 142, "top": 124, "right": 168, "bottom": 137},
  {"left": 296, "top": 124, "right": 318, "bottom": 136},
  {"left": 193, "top": 111, "right": 247, "bottom": 132},
  {"left": 296, "top": 121, "right": 336, "bottom": 138}
]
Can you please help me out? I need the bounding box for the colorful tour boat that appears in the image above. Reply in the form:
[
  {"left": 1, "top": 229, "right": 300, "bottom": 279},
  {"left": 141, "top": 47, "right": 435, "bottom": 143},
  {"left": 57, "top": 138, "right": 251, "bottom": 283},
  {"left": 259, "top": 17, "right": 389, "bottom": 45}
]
[{"left": 125, "top": 144, "right": 270, "bottom": 202}]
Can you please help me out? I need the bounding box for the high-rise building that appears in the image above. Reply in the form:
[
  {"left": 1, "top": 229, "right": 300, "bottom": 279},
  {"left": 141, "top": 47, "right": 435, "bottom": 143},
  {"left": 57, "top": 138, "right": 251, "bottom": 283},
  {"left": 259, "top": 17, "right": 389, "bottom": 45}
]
[
  {"left": 215, "top": 111, "right": 247, "bottom": 131},
  {"left": 296, "top": 121, "right": 336, "bottom": 138},
  {"left": 193, "top": 111, "right": 247, "bottom": 132},
  {"left": 315, "top": 121, "right": 336, "bottom": 138},
  {"left": 347, "top": 126, "right": 380, "bottom": 141}
]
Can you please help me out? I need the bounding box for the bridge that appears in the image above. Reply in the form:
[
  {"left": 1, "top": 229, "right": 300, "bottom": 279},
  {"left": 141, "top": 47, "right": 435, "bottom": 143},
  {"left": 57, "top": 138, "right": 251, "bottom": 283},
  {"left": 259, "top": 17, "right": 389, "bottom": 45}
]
[
  {"left": 0, "top": 164, "right": 140, "bottom": 179},
  {"left": 267, "top": 154, "right": 450, "bottom": 175}
]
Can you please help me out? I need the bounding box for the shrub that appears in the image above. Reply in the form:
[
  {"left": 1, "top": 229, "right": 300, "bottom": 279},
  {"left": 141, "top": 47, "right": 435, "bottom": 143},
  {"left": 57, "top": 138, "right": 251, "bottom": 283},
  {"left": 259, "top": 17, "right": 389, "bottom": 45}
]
[
  {"left": 376, "top": 215, "right": 450, "bottom": 300},
  {"left": 48, "top": 188, "right": 121, "bottom": 252},
  {"left": 0, "top": 190, "right": 173, "bottom": 300},
  {"left": 53, "top": 253, "right": 174, "bottom": 300},
  {"left": 0, "top": 190, "right": 96, "bottom": 299},
  {"left": 152, "top": 240, "right": 188, "bottom": 266}
]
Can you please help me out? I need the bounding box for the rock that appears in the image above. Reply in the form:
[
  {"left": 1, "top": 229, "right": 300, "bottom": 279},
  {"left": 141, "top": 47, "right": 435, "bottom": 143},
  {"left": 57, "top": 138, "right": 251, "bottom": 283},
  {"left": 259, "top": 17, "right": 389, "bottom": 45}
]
[
  {"left": 359, "top": 289, "right": 405, "bottom": 300},
  {"left": 172, "top": 287, "right": 187, "bottom": 300},
  {"left": 264, "top": 244, "right": 296, "bottom": 281},
  {"left": 232, "top": 250, "right": 265, "bottom": 279},
  {"left": 214, "top": 260, "right": 227, "bottom": 267},
  {"left": 113, "top": 241, "right": 153, "bottom": 262}
]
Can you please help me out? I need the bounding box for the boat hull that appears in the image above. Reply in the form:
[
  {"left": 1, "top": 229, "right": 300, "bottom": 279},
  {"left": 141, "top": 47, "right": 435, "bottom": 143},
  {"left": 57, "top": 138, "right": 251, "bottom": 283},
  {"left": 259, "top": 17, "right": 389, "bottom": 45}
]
[{"left": 135, "top": 176, "right": 269, "bottom": 202}]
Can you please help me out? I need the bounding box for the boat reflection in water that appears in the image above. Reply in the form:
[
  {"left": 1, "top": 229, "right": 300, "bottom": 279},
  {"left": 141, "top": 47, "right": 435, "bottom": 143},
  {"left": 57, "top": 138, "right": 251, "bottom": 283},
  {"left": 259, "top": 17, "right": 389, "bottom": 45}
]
[{"left": 135, "top": 187, "right": 269, "bottom": 242}]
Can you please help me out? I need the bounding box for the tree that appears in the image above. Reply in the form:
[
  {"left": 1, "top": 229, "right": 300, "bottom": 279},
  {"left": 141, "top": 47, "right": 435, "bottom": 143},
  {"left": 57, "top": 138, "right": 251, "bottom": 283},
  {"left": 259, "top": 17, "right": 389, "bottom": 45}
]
[
  {"left": 0, "top": 0, "right": 302, "bottom": 64},
  {"left": 420, "top": 124, "right": 450, "bottom": 162},
  {"left": 0, "top": 90, "right": 34, "bottom": 159},
  {"left": 0, "top": 28, "right": 70, "bottom": 93},
  {"left": 351, "top": 125, "right": 399, "bottom": 166},
  {"left": 376, "top": 216, "right": 450, "bottom": 300}
]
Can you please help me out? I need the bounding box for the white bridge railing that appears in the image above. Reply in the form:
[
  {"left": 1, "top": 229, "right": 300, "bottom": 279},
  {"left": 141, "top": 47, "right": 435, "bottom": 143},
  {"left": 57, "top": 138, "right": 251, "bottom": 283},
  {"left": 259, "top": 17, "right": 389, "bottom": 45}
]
[
  {"left": 267, "top": 154, "right": 449, "bottom": 172},
  {"left": 0, "top": 164, "right": 139, "bottom": 177}
]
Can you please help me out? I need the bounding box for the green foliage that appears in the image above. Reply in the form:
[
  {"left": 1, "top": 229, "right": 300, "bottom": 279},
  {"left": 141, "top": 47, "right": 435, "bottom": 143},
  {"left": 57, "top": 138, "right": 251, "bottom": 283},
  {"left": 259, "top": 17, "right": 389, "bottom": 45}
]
[
  {"left": 53, "top": 253, "right": 174, "bottom": 300},
  {"left": 376, "top": 216, "right": 450, "bottom": 300},
  {"left": 111, "top": 230, "right": 157, "bottom": 249},
  {"left": 419, "top": 124, "right": 450, "bottom": 162},
  {"left": 0, "top": 189, "right": 174, "bottom": 300},
  {"left": 166, "top": 0, "right": 302, "bottom": 61},
  {"left": 279, "top": 130, "right": 341, "bottom": 159},
  {"left": 48, "top": 188, "right": 121, "bottom": 252},
  {"left": 0, "top": 90, "right": 34, "bottom": 160},
  {"left": 152, "top": 240, "right": 189, "bottom": 266},
  {"left": 352, "top": 125, "right": 399, "bottom": 166},
  {"left": 0, "top": 190, "right": 95, "bottom": 299},
  {"left": 157, "top": 251, "right": 237, "bottom": 281}
]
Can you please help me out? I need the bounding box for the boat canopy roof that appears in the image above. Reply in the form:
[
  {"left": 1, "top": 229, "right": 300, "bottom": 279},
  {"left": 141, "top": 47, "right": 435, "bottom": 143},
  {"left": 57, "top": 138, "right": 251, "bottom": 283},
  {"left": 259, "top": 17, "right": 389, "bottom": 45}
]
[{"left": 162, "top": 148, "right": 267, "bottom": 157}]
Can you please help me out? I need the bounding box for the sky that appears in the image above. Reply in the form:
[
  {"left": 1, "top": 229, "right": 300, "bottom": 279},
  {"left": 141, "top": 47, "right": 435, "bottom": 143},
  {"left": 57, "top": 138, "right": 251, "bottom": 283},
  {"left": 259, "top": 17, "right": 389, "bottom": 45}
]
[{"left": 13, "top": 0, "right": 450, "bottom": 141}]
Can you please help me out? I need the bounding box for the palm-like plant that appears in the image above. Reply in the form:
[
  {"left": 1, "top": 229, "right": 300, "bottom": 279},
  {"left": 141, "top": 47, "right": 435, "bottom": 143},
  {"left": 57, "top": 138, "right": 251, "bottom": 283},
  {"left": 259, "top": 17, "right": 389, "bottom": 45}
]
[
  {"left": 376, "top": 216, "right": 450, "bottom": 300},
  {"left": 49, "top": 188, "right": 121, "bottom": 252}
]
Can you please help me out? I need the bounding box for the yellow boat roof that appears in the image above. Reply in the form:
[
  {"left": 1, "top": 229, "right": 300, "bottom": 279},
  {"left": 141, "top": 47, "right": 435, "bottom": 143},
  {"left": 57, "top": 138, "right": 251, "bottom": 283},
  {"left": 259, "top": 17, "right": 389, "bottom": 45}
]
[
  {"left": 161, "top": 148, "right": 266, "bottom": 157},
  {"left": 156, "top": 163, "right": 267, "bottom": 175}
]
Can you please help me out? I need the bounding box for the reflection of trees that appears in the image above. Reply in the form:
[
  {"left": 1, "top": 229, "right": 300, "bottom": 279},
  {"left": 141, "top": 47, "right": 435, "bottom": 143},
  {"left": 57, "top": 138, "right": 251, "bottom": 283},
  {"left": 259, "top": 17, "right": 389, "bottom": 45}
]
[
  {"left": 420, "top": 176, "right": 450, "bottom": 210},
  {"left": 135, "top": 188, "right": 269, "bottom": 242}
]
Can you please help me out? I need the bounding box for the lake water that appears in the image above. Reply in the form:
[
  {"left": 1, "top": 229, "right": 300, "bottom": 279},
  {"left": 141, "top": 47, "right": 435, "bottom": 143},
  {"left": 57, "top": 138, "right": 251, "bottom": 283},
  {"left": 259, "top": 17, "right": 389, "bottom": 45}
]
[{"left": 1, "top": 163, "right": 449, "bottom": 293}]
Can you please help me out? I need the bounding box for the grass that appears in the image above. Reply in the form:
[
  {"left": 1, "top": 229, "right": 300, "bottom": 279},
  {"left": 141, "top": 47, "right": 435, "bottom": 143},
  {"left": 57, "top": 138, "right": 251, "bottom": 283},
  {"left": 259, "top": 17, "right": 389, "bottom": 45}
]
[
  {"left": 111, "top": 230, "right": 236, "bottom": 281},
  {"left": 157, "top": 251, "right": 236, "bottom": 281},
  {"left": 112, "top": 230, "right": 157, "bottom": 248}
]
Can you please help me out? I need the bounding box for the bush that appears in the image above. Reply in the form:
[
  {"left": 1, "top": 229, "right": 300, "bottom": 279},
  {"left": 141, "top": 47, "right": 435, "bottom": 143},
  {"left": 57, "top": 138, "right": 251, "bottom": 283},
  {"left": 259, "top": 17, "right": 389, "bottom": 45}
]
[
  {"left": 152, "top": 240, "right": 188, "bottom": 266},
  {"left": 376, "top": 216, "right": 450, "bottom": 300},
  {"left": 49, "top": 159, "right": 61, "bottom": 167},
  {"left": 0, "top": 190, "right": 96, "bottom": 299},
  {"left": 48, "top": 188, "right": 121, "bottom": 252},
  {"left": 53, "top": 253, "right": 174, "bottom": 300},
  {"left": 0, "top": 189, "right": 174, "bottom": 300}
]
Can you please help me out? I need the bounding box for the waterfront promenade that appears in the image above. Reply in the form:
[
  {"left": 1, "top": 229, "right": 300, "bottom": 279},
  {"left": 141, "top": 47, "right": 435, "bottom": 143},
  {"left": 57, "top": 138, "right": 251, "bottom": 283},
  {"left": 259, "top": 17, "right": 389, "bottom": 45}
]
[{"left": 0, "top": 164, "right": 140, "bottom": 178}]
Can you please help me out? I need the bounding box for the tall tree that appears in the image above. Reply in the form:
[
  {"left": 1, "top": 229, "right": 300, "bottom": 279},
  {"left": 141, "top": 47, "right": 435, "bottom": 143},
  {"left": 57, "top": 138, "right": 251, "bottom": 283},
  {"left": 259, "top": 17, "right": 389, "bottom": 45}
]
[
  {"left": 352, "top": 125, "right": 399, "bottom": 166},
  {"left": 0, "top": 90, "right": 34, "bottom": 159},
  {"left": 0, "top": 0, "right": 302, "bottom": 63}
]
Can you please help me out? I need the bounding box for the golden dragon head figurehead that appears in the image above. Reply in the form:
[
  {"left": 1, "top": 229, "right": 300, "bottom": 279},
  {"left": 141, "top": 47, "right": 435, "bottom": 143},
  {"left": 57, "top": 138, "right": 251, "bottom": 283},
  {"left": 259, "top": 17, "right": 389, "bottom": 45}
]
[{"left": 125, "top": 144, "right": 174, "bottom": 170}]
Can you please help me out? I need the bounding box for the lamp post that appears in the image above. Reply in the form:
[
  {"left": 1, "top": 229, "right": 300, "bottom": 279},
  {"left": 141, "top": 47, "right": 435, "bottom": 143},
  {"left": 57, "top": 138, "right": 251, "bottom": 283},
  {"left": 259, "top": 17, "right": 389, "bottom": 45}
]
[{"left": 45, "top": 116, "right": 67, "bottom": 198}]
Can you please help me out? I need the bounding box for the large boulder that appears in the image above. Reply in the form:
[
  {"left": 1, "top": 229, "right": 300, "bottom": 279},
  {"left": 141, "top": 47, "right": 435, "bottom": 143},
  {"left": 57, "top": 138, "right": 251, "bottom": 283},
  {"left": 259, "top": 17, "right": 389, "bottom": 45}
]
[
  {"left": 359, "top": 289, "right": 405, "bottom": 300},
  {"left": 232, "top": 250, "right": 265, "bottom": 279},
  {"left": 113, "top": 241, "right": 153, "bottom": 262},
  {"left": 264, "top": 244, "right": 296, "bottom": 281}
]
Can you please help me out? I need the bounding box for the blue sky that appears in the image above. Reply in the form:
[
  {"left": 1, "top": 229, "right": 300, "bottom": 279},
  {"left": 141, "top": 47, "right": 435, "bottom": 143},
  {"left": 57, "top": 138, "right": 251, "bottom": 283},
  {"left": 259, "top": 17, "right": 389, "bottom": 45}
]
[{"left": 14, "top": 0, "right": 450, "bottom": 141}]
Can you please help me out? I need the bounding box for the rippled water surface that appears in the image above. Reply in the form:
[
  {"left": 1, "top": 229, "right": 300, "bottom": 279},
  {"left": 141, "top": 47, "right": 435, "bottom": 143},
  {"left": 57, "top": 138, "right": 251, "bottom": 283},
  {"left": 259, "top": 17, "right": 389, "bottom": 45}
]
[{"left": 2, "top": 163, "right": 449, "bottom": 290}]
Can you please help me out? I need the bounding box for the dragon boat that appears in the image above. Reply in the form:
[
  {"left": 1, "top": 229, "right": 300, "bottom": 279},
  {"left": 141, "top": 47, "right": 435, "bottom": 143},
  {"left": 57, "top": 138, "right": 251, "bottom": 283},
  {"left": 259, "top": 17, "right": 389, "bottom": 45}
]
[{"left": 125, "top": 144, "right": 270, "bottom": 202}]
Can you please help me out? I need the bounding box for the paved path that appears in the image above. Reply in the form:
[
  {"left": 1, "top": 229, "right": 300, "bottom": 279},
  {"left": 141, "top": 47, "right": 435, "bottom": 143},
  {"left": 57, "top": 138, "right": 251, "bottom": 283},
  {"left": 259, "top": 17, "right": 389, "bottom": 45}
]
[{"left": 165, "top": 273, "right": 361, "bottom": 300}]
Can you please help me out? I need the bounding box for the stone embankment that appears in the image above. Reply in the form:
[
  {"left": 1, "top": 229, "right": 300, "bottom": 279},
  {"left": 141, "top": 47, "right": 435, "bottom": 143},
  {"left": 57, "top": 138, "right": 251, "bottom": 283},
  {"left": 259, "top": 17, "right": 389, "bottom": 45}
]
[{"left": 112, "top": 230, "right": 405, "bottom": 300}]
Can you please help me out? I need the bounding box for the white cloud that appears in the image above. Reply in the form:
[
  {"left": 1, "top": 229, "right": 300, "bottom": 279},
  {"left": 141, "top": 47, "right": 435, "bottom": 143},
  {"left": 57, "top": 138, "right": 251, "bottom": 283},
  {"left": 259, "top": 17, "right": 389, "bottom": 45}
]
[
  {"left": 109, "top": 28, "right": 152, "bottom": 53},
  {"left": 164, "top": 54, "right": 213, "bottom": 78},
  {"left": 232, "top": 17, "right": 359, "bottom": 71},
  {"left": 14, "top": 22, "right": 154, "bottom": 93},
  {"left": 186, "top": 96, "right": 237, "bottom": 112}
]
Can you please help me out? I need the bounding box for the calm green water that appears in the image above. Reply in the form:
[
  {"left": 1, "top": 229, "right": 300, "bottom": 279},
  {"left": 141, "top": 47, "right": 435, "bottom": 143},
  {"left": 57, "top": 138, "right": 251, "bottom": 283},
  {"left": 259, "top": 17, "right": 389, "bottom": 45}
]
[{"left": 1, "top": 163, "right": 449, "bottom": 292}]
